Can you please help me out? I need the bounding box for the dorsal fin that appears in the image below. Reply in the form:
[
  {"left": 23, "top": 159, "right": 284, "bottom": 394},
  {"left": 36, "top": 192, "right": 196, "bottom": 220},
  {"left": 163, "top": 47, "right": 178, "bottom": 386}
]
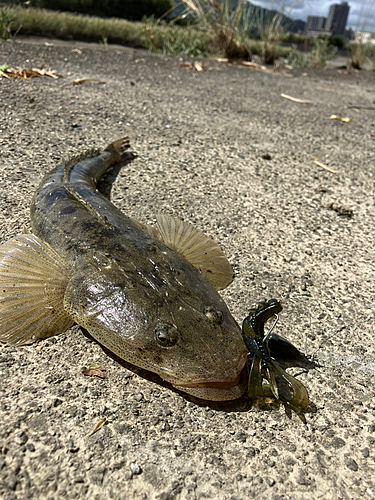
[
  {"left": 129, "top": 217, "right": 159, "bottom": 239},
  {"left": 0, "top": 234, "right": 74, "bottom": 346},
  {"left": 154, "top": 214, "right": 234, "bottom": 290},
  {"left": 65, "top": 186, "right": 113, "bottom": 229}
]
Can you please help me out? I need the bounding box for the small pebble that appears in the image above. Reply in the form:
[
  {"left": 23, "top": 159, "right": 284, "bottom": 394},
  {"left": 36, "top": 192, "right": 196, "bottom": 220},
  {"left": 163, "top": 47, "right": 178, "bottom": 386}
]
[
  {"left": 345, "top": 458, "right": 359, "bottom": 472},
  {"left": 67, "top": 440, "right": 79, "bottom": 453},
  {"left": 26, "top": 443, "right": 35, "bottom": 452},
  {"left": 130, "top": 462, "right": 142, "bottom": 475},
  {"left": 7, "top": 479, "right": 17, "bottom": 491},
  {"left": 236, "top": 431, "right": 247, "bottom": 443},
  {"left": 14, "top": 431, "right": 28, "bottom": 446}
]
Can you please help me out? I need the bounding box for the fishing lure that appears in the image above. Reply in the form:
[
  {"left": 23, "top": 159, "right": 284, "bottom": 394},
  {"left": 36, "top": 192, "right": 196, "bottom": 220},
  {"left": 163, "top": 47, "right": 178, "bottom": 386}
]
[{"left": 242, "top": 299, "right": 309, "bottom": 411}]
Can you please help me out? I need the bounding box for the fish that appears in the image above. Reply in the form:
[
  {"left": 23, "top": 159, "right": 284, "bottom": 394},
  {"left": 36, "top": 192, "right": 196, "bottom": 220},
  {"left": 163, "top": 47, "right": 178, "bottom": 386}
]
[{"left": 0, "top": 137, "right": 248, "bottom": 401}]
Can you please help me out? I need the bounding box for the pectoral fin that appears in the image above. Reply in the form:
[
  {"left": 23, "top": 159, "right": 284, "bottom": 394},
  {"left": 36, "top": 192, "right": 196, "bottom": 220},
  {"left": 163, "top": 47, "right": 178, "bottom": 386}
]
[
  {"left": 148, "top": 214, "right": 234, "bottom": 290},
  {"left": 0, "top": 234, "right": 73, "bottom": 346}
]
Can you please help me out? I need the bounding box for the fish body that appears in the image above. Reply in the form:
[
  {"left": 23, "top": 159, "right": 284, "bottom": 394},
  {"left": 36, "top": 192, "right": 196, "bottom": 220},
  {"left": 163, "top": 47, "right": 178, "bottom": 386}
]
[{"left": 0, "top": 138, "right": 248, "bottom": 401}]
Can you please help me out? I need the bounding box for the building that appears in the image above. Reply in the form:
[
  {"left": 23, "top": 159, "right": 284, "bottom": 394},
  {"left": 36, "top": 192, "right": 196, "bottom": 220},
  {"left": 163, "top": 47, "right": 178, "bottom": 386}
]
[
  {"left": 306, "top": 29, "right": 332, "bottom": 39},
  {"left": 344, "top": 28, "right": 354, "bottom": 40},
  {"left": 306, "top": 16, "right": 327, "bottom": 31},
  {"left": 326, "top": 2, "right": 350, "bottom": 36}
]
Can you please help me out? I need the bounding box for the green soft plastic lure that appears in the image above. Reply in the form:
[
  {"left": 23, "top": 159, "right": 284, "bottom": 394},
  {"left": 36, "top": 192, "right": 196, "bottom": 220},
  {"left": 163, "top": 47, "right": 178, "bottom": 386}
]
[{"left": 242, "top": 299, "right": 309, "bottom": 412}]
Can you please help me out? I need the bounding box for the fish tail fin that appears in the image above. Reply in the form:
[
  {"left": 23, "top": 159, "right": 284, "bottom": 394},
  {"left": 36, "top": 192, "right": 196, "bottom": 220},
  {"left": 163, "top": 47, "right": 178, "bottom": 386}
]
[
  {"left": 105, "top": 137, "right": 135, "bottom": 164},
  {"left": 0, "top": 234, "right": 74, "bottom": 346}
]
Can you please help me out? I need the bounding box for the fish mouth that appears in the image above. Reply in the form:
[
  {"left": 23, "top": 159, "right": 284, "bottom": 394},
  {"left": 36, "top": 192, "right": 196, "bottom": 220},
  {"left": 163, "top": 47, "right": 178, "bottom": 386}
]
[{"left": 162, "top": 355, "right": 248, "bottom": 401}]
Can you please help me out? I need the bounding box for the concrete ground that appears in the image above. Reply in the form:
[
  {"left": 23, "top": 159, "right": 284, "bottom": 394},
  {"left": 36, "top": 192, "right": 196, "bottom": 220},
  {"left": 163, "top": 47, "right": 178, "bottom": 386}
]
[{"left": 0, "top": 37, "right": 375, "bottom": 500}]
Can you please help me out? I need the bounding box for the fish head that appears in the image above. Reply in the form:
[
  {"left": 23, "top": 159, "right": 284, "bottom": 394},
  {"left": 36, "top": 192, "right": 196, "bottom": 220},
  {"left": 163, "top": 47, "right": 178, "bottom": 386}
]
[
  {"left": 145, "top": 286, "right": 248, "bottom": 401},
  {"left": 64, "top": 251, "right": 248, "bottom": 401}
]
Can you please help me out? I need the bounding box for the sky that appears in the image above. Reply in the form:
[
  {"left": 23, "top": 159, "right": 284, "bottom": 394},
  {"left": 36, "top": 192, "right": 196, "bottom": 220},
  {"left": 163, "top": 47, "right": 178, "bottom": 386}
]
[{"left": 249, "top": 0, "right": 375, "bottom": 30}]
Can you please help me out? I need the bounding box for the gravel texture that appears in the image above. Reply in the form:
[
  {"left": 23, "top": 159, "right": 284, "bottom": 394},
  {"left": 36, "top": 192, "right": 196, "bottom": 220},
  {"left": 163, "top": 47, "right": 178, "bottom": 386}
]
[{"left": 0, "top": 37, "right": 375, "bottom": 500}]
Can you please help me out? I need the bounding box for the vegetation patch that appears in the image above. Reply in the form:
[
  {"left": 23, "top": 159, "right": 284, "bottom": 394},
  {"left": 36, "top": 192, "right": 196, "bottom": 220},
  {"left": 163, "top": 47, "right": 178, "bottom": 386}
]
[{"left": 1, "top": 3, "right": 350, "bottom": 68}]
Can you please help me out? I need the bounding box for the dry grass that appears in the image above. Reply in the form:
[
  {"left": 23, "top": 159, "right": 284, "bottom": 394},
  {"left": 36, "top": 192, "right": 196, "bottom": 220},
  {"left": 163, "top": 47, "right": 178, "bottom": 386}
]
[
  {"left": 180, "top": 0, "right": 293, "bottom": 64},
  {"left": 255, "top": 8, "right": 285, "bottom": 65},
  {"left": 350, "top": 42, "right": 373, "bottom": 70},
  {"left": 180, "top": 0, "right": 254, "bottom": 60}
]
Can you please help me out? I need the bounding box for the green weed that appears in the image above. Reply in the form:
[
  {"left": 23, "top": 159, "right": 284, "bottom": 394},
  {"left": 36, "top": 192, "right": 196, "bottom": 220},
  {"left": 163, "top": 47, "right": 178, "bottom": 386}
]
[
  {"left": 0, "top": 7, "right": 15, "bottom": 40},
  {"left": 285, "top": 44, "right": 308, "bottom": 67},
  {"left": 309, "top": 37, "right": 337, "bottom": 68},
  {"left": 142, "top": 22, "right": 210, "bottom": 56},
  {"left": 99, "top": 35, "right": 109, "bottom": 50}
]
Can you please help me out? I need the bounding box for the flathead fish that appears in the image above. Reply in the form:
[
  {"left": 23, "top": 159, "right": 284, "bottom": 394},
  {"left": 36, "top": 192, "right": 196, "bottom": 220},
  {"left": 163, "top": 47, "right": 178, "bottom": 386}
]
[{"left": 0, "top": 138, "right": 248, "bottom": 400}]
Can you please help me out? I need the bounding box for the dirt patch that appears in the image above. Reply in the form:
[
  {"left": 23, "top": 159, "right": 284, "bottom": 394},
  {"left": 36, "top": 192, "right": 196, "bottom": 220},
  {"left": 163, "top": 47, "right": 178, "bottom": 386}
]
[{"left": 1, "top": 37, "right": 375, "bottom": 499}]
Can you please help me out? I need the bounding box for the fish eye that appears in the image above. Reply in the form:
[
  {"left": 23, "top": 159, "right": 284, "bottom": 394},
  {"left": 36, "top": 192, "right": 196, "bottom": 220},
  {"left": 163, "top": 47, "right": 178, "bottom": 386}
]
[
  {"left": 204, "top": 306, "right": 223, "bottom": 325},
  {"left": 155, "top": 325, "right": 179, "bottom": 347}
]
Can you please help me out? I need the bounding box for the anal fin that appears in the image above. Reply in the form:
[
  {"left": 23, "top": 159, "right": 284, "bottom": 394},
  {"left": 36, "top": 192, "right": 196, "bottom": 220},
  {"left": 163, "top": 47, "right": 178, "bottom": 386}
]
[{"left": 0, "top": 234, "right": 73, "bottom": 346}]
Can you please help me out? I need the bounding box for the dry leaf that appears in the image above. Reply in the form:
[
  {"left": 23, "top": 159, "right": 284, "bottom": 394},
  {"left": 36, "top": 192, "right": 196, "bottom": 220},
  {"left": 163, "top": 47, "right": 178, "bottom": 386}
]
[
  {"left": 330, "top": 115, "right": 355, "bottom": 123},
  {"left": 88, "top": 418, "right": 107, "bottom": 436},
  {"left": 275, "top": 63, "right": 293, "bottom": 70},
  {"left": 179, "top": 62, "right": 194, "bottom": 70},
  {"left": 179, "top": 61, "right": 205, "bottom": 71},
  {"left": 281, "top": 93, "right": 312, "bottom": 104},
  {"left": 82, "top": 365, "right": 107, "bottom": 378},
  {"left": 312, "top": 157, "right": 336, "bottom": 174},
  {"left": 0, "top": 70, "right": 10, "bottom": 79},
  {"left": 193, "top": 61, "right": 205, "bottom": 72},
  {"left": 71, "top": 78, "right": 107, "bottom": 85},
  {"left": 34, "top": 67, "right": 61, "bottom": 78},
  {"left": 237, "top": 61, "right": 267, "bottom": 70},
  {"left": 0, "top": 66, "right": 62, "bottom": 79},
  {"left": 211, "top": 58, "right": 291, "bottom": 76},
  {"left": 71, "top": 48, "right": 83, "bottom": 54}
]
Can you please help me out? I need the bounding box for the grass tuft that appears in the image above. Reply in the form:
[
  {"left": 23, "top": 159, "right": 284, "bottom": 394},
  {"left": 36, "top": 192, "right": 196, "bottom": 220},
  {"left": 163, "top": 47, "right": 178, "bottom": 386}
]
[
  {"left": 179, "top": 0, "right": 254, "bottom": 60},
  {"left": 350, "top": 41, "right": 374, "bottom": 70},
  {"left": 308, "top": 37, "right": 337, "bottom": 68},
  {"left": 0, "top": 6, "right": 15, "bottom": 40}
]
